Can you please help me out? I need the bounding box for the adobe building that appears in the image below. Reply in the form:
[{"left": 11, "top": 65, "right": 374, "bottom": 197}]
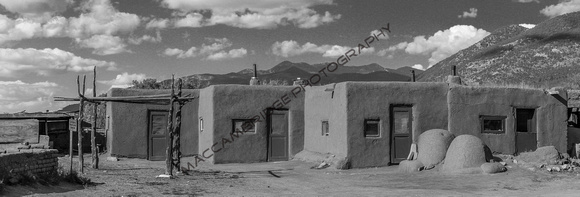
[
  {"left": 197, "top": 85, "right": 305, "bottom": 164},
  {"left": 106, "top": 88, "right": 199, "bottom": 160},
  {"left": 303, "top": 81, "right": 568, "bottom": 168}
]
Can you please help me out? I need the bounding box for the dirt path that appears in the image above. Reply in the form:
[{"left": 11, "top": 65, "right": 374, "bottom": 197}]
[{"left": 4, "top": 154, "right": 580, "bottom": 196}]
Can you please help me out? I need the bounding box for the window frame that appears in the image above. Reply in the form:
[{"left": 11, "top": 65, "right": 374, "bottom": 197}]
[
  {"left": 199, "top": 117, "right": 203, "bottom": 133},
  {"left": 321, "top": 120, "right": 329, "bottom": 136},
  {"left": 364, "top": 119, "right": 381, "bottom": 137},
  {"left": 232, "top": 119, "right": 256, "bottom": 134},
  {"left": 480, "top": 115, "right": 506, "bottom": 134}
]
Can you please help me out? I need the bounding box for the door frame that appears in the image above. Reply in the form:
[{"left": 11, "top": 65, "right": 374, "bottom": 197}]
[
  {"left": 514, "top": 107, "right": 537, "bottom": 154},
  {"left": 147, "top": 109, "right": 169, "bottom": 161},
  {"left": 266, "top": 108, "right": 289, "bottom": 162},
  {"left": 390, "top": 105, "right": 413, "bottom": 164}
]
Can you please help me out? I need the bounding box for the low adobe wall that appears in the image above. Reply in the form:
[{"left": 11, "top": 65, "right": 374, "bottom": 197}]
[
  {"left": 107, "top": 88, "right": 199, "bottom": 158},
  {"left": 0, "top": 149, "right": 58, "bottom": 176},
  {"left": 448, "top": 85, "right": 567, "bottom": 154},
  {"left": 343, "top": 82, "right": 450, "bottom": 168},
  {"left": 198, "top": 85, "right": 304, "bottom": 164}
]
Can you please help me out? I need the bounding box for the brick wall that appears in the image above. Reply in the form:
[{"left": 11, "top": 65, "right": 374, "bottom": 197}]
[{"left": 0, "top": 149, "right": 58, "bottom": 175}]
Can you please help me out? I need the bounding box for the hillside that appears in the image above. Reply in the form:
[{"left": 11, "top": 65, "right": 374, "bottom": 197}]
[
  {"left": 156, "top": 61, "right": 414, "bottom": 88},
  {"left": 418, "top": 11, "right": 580, "bottom": 88}
]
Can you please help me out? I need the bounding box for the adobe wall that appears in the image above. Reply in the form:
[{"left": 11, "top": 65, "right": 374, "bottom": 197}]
[
  {"left": 200, "top": 85, "right": 305, "bottom": 164},
  {"left": 344, "top": 82, "right": 450, "bottom": 168},
  {"left": 106, "top": 88, "right": 199, "bottom": 158},
  {"left": 197, "top": 87, "right": 215, "bottom": 163},
  {"left": 0, "top": 149, "right": 58, "bottom": 177},
  {"left": 447, "top": 85, "right": 568, "bottom": 154},
  {"left": 303, "top": 84, "right": 348, "bottom": 158}
]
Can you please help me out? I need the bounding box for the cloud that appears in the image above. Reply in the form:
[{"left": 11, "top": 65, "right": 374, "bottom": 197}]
[
  {"left": 128, "top": 31, "right": 162, "bottom": 45},
  {"left": 377, "top": 42, "right": 408, "bottom": 56},
  {"left": 0, "top": 48, "right": 116, "bottom": 78},
  {"left": 519, "top": 24, "right": 536, "bottom": 29},
  {"left": 145, "top": 18, "right": 169, "bottom": 29},
  {"left": 458, "top": 8, "right": 478, "bottom": 18},
  {"left": 412, "top": 64, "right": 426, "bottom": 71},
  {"left": 540, "top": 0, "right": 580, "bottom": 18},
  {"left": 206, "top": 48, "right": 247, "bottom": 60},
  {"left": 0, "top": 0, "right": 74, "bottom": 22},
  {"left": 163, "top": 47, "right": 197, "bottom": 58},
  {"left": 76, "top": 34, "right": 131, "bottom": 55},
  {"left": 0, "top": 80, "right": 65, "bottom": 113},
  {"left": 0, "top": 0, "right": 139, "bottom": 55},
  {"left": 514, "top": 0, "right": 539, "bottom": 3},
  {"left": 160, "top": 0, "right": 340, "bottom": 29},
  {"left": 98, "top": 72, "right": 147, "bottom": 86},
  {"left": 393, "top": 25, "right": 489, "bottom": 66},
  {"left": 271, "top": 40, "right": 375, "bottom": 58},
  {"left": 162, "top": 37, "right": 247, "bottom": 60}
]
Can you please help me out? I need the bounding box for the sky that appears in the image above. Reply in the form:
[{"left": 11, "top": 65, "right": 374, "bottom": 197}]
[{"left": 0, "top": 0, "right": 578, "bottom": 113}]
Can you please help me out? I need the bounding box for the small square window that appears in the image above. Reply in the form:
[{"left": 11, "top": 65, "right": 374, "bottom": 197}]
[
  {"left": 481, "top": 116, "right": 506, "bottom": 134},
  {"left": 233, "top": 119, "right": 255, "bottom": 133},
  {"left": 321, "top": 121, "right": 329, "bottom": 136},
  {"left": 364, "top": 119, "right": 380, "bottom": 137}
]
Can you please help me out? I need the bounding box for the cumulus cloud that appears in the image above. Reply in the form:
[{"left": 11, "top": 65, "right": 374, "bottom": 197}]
[
  {"left": 162, "top": 37, "right": 247, "bottom": 60},
  {"left": 271, "top": 40, "right": 375, "bottom": 58},
  {"left": 519, "top": 24, "right": 536, "bottom": 29},
  {"left": 0, "top": 0, "right": 139, "bottom": 55},
  {"left": 163, "top": 47, "right": 197, "bottom": 59},
  {"left": 206, "top": 48, "right": 247, "bottom": 60},
  {"left": 541, "top": 0, "right": 580, "bottom": 18},
  {"left": 145, "top": 18, "right": 169, "bottom": 29},
  {"left": 0, "top": 48, "right": 116, "bottom": 78},
  {"left": 514, "top": 0, "right": 539, "bottom": 3},
  {"left": 160, "top": 0, "right": 340, "bottom": 29},
  {"left": 458, "top": 8, "right": 478, "bottom": 18},
  {"left": 76, "top": 35, "right": 131, "bottom": 55},
  {"left": 0, "top": 80, "right": 65, "bottom": 113},
  {"left": 128, "top": 31, "right": 162, "bottom": 45},
  {"left": 0, "top": 0, "right": 73, "bottom": 22},
  {"left": 98, "top": 72, "right": 147, "bottom": 86},
  {"left": 391, "top": 25, "right": 489, "bottom": 66},
  {"left": 412, "top": 64, "right": 426, "bottom": 71}
]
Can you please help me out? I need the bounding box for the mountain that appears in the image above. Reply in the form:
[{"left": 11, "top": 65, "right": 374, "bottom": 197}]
[
  {"left": 418, "top": 11, "right": 580, "bottom": 88},
  {"left": 159, "top": 61, "right": 411, "bottom": 87}
]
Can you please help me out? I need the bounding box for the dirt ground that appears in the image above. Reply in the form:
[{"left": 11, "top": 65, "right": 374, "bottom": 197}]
[{"left": 4, "top": 154, "right": 580, "bottom": 196}]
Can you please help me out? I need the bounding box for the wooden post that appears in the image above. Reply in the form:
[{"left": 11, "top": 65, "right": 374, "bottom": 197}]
[
  {"left": 165, "top": 75, "right": 175, "bottom": 176},
  {"left": 78, "top": 75, "right": 86, "bottom": 173},
  {"left": 173, "top": 79, "right": 183, "bottom": 172},
  {"left": 91, "top": 66, "right": 99, "bottom": 169},
  {"left": 411, "top": 70, "right": 416, "bottom": 82},
  {"left": 70, "top": 76, "right": 80, "bottom": 174}
]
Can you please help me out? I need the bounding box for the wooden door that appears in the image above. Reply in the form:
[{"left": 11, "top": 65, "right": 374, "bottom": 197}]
[
  {"left": 148, "top": 110, "right": 168, "bottom": 161},
  {"left": 516, "top": 108, "right": 536, "bottom": 154},
  {"left": 391, "top": 106, "right": 412, "bottom": 164},
  {"left": 268, "top": 109, "right": 289, "bottom": 161}
]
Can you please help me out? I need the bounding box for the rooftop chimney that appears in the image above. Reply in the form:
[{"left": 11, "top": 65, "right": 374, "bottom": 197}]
[{"left": 249, "top": 64, "right": 260, "bottom": 85}]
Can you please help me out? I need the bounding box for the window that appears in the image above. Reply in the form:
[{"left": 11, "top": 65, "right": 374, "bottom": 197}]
[
  {"left": 199, "top": 117, "right": 203, "bottom": 132},
  {"left": 364, "top": 119, "right": 380, "bottom": 137},
  {"left": 321, "top": 121, "right": 329, "bottom": 136},
  {"left": 233, "top": 119, "right": 255, "bottom": 133},
  {"left": 481, "top": 116, "right": 506, "bottom": 133}
]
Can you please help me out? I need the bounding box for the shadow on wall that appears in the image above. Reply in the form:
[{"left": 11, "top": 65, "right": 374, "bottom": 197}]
[{"left": 49, "top": 129, "right": 106, "bottom": 154}]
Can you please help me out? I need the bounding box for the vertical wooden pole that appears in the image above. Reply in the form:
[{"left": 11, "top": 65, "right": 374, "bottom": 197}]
[
  {"left": 173, "top": 79, "right": 183, "bottom": 172},
  {"left": 411, "top": 70, "right": 416, "bottom": 82},
  {"left": 92, "top": 66, "right": 99, "bottom": 169},
  {"left": 78, "top": 75, "right": 86, "bottom": 173},
  {"left": 70, "top": 76, "right": 79, "bottom": 174},
  {"left": 165, "top": 75, "right": 175, "bottom": 176}
]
